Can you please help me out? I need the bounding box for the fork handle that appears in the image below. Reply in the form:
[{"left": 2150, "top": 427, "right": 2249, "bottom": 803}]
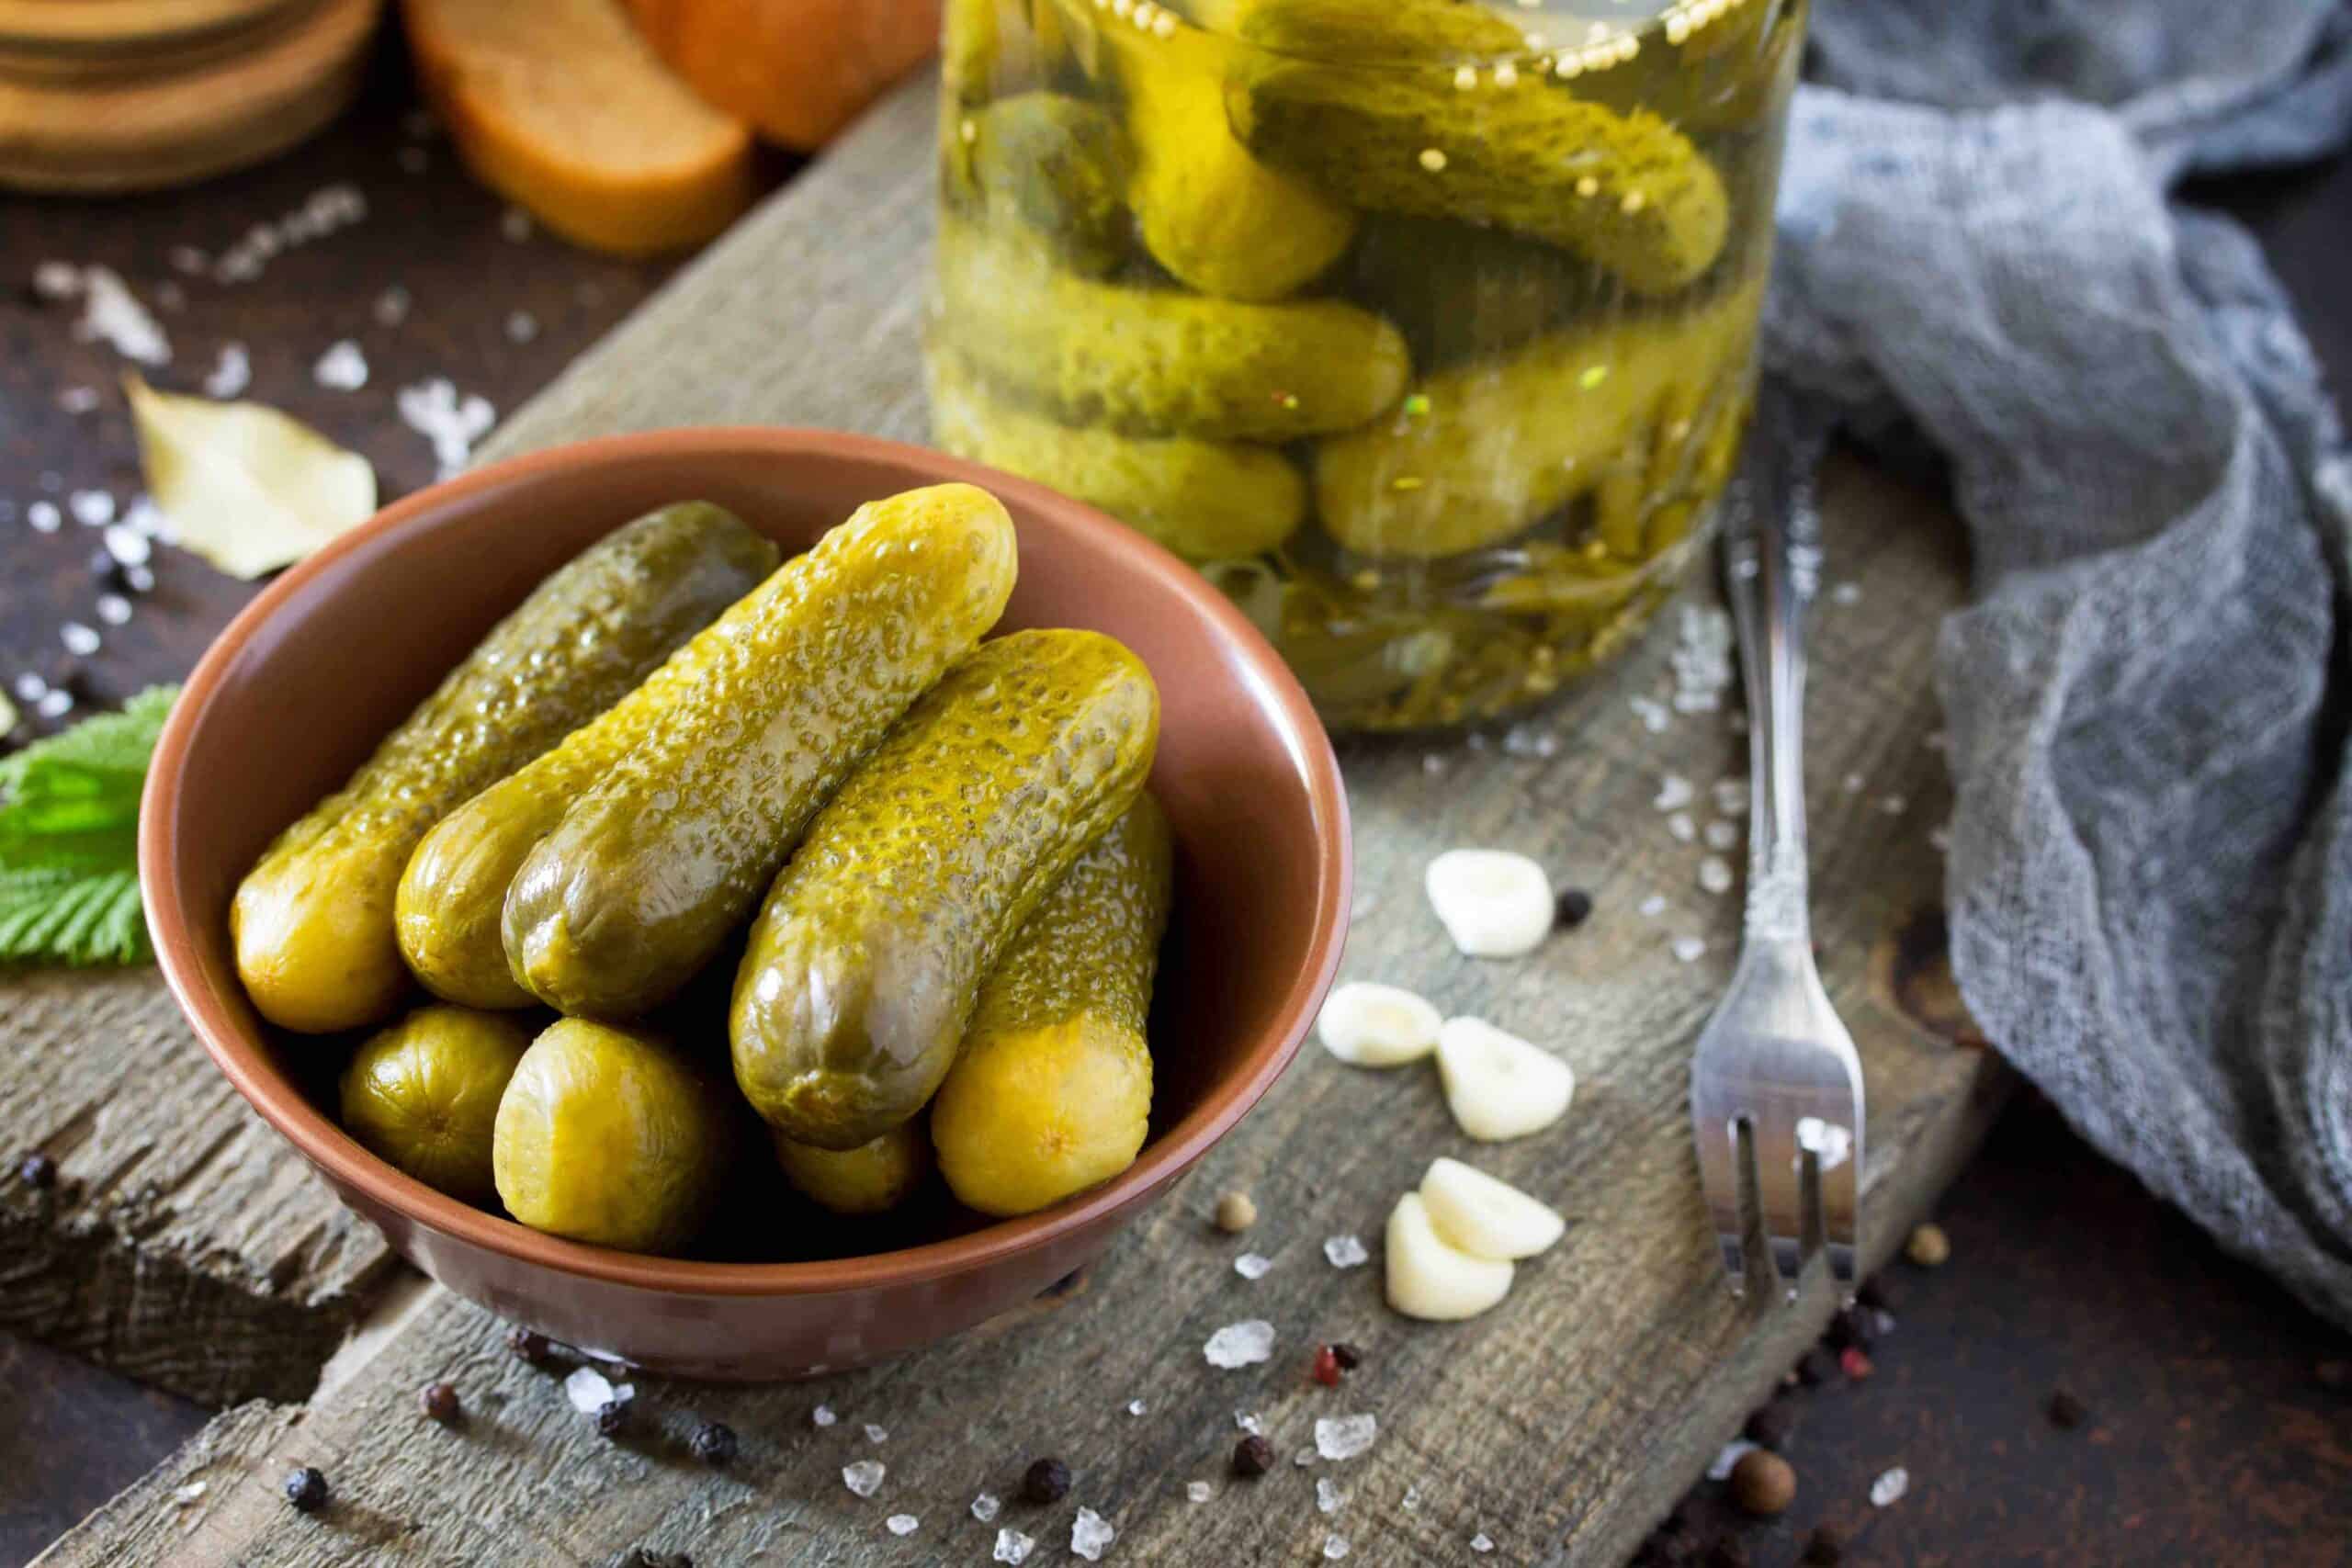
[{"left": 1722, "top": 401, "right": 1827, "bottom": 947}]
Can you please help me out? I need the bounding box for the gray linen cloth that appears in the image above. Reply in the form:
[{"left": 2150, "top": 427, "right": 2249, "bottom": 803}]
[{"left": 1762, "top": 0, "right": 2352, "bottom": 1325}]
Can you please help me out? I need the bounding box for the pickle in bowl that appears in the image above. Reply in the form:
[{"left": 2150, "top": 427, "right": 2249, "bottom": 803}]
[
  {"left": 928, "top": 0, "right": 1807, "bottom": 731},
  {"left": 774, "top": 1121, "right": 933, "bottom": 1217},
  {"left": 340, "top": 1003, "right": 537, "bottom": 1203}
]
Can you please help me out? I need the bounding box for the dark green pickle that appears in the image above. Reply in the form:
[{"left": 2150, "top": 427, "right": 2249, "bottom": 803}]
[{"left": 931, "top": 0, "right": 1805, "bottom": 731}]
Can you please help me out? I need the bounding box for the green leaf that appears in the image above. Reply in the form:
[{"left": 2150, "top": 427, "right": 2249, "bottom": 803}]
[{"left": 0, "top": 685, "right": 178, "bottom": 967}]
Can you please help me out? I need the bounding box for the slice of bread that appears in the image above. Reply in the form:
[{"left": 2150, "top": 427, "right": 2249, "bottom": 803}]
[{"left": 403, "top": 0, "right": 756, "bottom": 255}]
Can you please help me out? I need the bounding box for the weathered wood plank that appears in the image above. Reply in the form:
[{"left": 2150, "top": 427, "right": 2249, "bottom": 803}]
[
  {"left": 0, "top": 968, "right": 401, "bottom": 1405},
  {"left": 38, "top": 70, "right": 2003, "bottom": 1567}
]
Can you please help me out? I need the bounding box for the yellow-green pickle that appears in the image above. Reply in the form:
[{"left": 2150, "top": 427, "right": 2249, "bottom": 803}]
[
  {"left": 933, "top": 794, "right": 1173, "bottom": 1217},
  {"left": 492, "top": 1019, "right": 733, "bottom": 1253},
  {"left": 731, "top": 627, "right": 1160, "bottom": 1150},
  {"left": 929, "top": 0, "right": 1806, "bottom": 728},
  {"left": 340, "top": 1004, "right": 535, "bottom": 1201},
  {"left": 773, "top": 1121, "right": 933, "bottom": 1216}
]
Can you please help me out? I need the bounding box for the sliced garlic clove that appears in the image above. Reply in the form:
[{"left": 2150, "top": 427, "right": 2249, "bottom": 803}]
[
  {"left": 1423, "top": 849, "right": 1554, "bottom": 958},
  {"left": 1317, "top": 981, "right": 1443, "bottom": 1067},
  {"left": 1434, "top": 1017, "right": 1575, "bottom": 1142},
  {"left": 1419, "top": 1156, "right": 1566, "bottom": 1260},
  {"left": 1385, "top": 1191, "right": 1514, "bottom": 1321}
]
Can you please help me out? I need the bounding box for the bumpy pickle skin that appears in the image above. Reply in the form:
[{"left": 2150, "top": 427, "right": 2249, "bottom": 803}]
[
  {"left": 960, "top": 93, "right": 1134, "bottom": 276},
  {"left": 932, "top": 795, "right": 1172, "bottom": 1217},
  {"left": 731, "top": 629, "right": 1160, "bottom": 1151},
  {"left": 773, "top": 1120, "right": 931, "bottom": 1216},
  {"left": 1315, "top": 278, "right": 1762, "bottom": 558},
  {"left": 1074, "top": 6, "right": 1356, "bottom": 301},
  {"left": 399, "top": 530, "right": 783, "bottom": 1012},
  {"left": 503, "top": 484, "right": 1019, "bottom": 1021},
  {"left": 492, "top": 1019, "right": 731, "bottom": 1254},
  {"left": 1231, "top": 22, "right": 1729, "bottom": 294},
  {"left": 929, "top": 352, "right": 1303, "bottom": 560},
  {"left": 933, "top": 217, "right": 1408, "bottom": 442},
  {"left": 339, "top": 1004, "right": 535, "bottom": 1202},
  {"left": 1345, "top": 215, "right": 1606, "bottom": 372},
  {"left": 232, "top": 502, "right": 782, "bottom": 1035}
]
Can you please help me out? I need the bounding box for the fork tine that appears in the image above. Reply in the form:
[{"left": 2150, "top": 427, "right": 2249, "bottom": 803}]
[
  {"left": 1697, "top": 1113, "right": 1752, "bottom": 1295},
  {"left": 1752, "top": 1109, "right": 1809, "bottom": 1302},
  {"left": 1821, "top": 1122, "right": 1861, "bottom": 1295}
]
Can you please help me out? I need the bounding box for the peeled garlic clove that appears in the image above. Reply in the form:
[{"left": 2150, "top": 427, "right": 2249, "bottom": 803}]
[
  {"left": 1423, "top": 850, "right": 1554, "bottom": 958},
  {"left": 1434, "top": 1017, "right": 1574, "bottom": 1141},
  {"left": 1317, "top": 981, "right": 1443, "bottom": 1067},
  {"left": 1385, "top": 1191, "right": 1514, "bottom": 1321},
  {"left": 1419, "top": 1156, "right": 1566, "bottom": 1260}
]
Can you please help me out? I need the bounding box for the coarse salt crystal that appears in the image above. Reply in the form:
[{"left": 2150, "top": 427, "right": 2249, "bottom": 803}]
[
  {"left": 1653, "top": 774, "right": 1693, "bottom": 811},
  {"left": 502, "top": 207, "right": 535, "bottom": 242},
  {"left": 36, "top": 690, "right": 73, "bottom": 720},
  {"left": 28, "top": 502, "right": 62, "bottom": 533},
  {"left": 1317, "top": 1477, "right": 1347, "bottom": 1514},
  {"left": 1500, "top": 723, "right": 1558, "bottom": 758},
  {"left": 1204, "top": 1319, "right": 1274, "bottom": 1368},
  {"left": 73, "top": 268, "right": 171, "bottom": 366},
  {"left": 69, "top": 491, "right": 114, "bottom": 526},
  {"left": 842, "top": 1460, "right": 886, "bottom": 1497},
  {"left": 1871, "top": 1466, "right": 1908, "bottom": 1506},
  {"left": 1125, "top": 1399, "right": 1147, "bottom": 1416},
  {"left": 1667, "top": 812, "right": 1696, "bottom": 842},
  {"left": 1698, "top": 857, "right": 1733, "bottom": 895},
  {"left": 1070, "top": 1506, "right": 1115, "bottom": 1561},
  {"left": 12, "top": 675, "right": 44, "bottom": 702},
  {"left": 993, "top": 1528, "right": 1035, "bottom": 1563},
  {"left": 203, "top": 343, "right": 252, "bottom": 399},
  {"left": 96, "top": 594, "right": 131, "bottom": 626},
  {"left": 1235, "top": 1411, "right": 1264, "bottom": 1436},
  {"left": 562, "top": 1367, "right": 616, "bottom": 1415},
  {"left": 125, "top": 565, "right": 154, "bottom": 592},
  {"left": 1707, "top": 1440, "right": 1758, "bottom": 1481},
  {"left": 1187, "top": 1480, "right": 1213, "bottom": 1503},
  {"left": 314, "top": 340, "right": 368, "bottom": 390},
  {"left": 1671, "top": 935, "right": 1707, "bottom": 964},
  {"left": 1703, "top": 820, "right": 1739, "bottom": 851},
  {"left": 812, "top": 1403, "right": 837, "bottom": 1427},
  {"left": 972, "top": 1492, "right": 1002, "bottom": 1522},
  {"left": 1841, "top": 773, "right": 1865, "bottom": 793},
  {"left": 1314, "top": 1414, "right": 1377, "bottom": 1461},
  {"left": 1472, "top": 1532, "right": 1496, "bottom": 1553},
  {"left": 886, "top": 1514, "right": 918, "bottom": 1536},
  {"left": 1349, "top": 893, "right": 1376, "bottom": 924},
  {"left": 1402, "top": 1486, "right": 1420, "bottom": 1511},
  {"left": 1324, "top": 1535, "right": 1351, "bottom": 1560},
  {"left": 1930, "top": 825, "right": 1952, "bottom": 853},
  {"left": 61, "top": 624, "right": 99, "bottom": 657},
  {"left": 1630, "top": 695, "right": 1670, "bottom": 732},
  {"left": 864, "top": 1423, "right": 888, "bottom": 1443},
  {"left": 1713, "top": 779, "right": 1747, "bottom": 815},
  {"left": 58, "top": 387, "right": 99, "bottom": 414},
  {"left": 1234, "top": 1252, "right": 1272, "bottom": 1280},
  {"left": 1323, "top": 1235, "right": 1369, "bottom": 1269},
  {"left": 1638, "top": 894, "right": 1667, "bottom": 918},
  {"left": 505, "top": 310, "right": 540, "bottom": 344},
  {"left": 173, "top": 1482, "right": 207, "bottom": 1506},
  {"left": 1879, "top": 795, "right": 1907, "bottom": 816},
  {"left": 375, "top": 287, "right": 412, "bottom": 328},
  {"left": 1294, "top": 1448, "right": 1318, "bottom": 1468},
  {"left": 104, "top": 525, "right": 152, "bottom": 566},
  {"left": 1830, "top": 582, "right": 1861, "bottom": 605}
]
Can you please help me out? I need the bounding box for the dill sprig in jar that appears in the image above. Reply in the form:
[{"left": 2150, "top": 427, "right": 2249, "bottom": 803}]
[{"left": 930, "top": 0, "right": 1804, "bottom": 730}]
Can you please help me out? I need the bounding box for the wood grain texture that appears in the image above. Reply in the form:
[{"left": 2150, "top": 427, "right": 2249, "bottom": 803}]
[
  {"left": 35, "top": 74, "right": 2005, "bottom": 1564},
  {"left": 0, "top": 969, "right": 401, "bottom": 1404}
]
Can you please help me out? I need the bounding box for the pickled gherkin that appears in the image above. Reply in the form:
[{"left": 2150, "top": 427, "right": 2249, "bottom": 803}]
[
  {"left": 930, "top": 0, "right": 1808, "bottom": 731},
  {"left": 340, "top": 1004, "right": 535, "bottom": 1202},
  {"left": 731, "top": 629, "right": 1159, "bottom": 1151},
  {"left": 930, "top": 352, "right": 1304, "bottom": 560},
  {"left": 232, "top": 502, "right": 778, "bottom": 1033},
  {"left": 773, "top": 1121, "right": 931, "bottom": 1216},
  {"left": 503, "top": 484, "right": 1018, "bottom": 1021},
  {"left": 932, "top": 795, "right": 1173, "bottom": 1217},
  {"left": 957, "top": 93, "right": 1133, "bottom": 276},
  {"left": 933, "top": 218, "right": 1408, "bottom": 442}
]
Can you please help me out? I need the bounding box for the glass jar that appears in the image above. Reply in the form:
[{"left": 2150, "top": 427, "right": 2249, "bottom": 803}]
[{"left": 929, "top": 0, "right": 1804, "bottom": 730}]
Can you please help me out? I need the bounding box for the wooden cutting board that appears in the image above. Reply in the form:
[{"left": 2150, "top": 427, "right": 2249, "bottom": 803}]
[{"left": 15, "top": 73, "right": 2005, "bottom": 1568}]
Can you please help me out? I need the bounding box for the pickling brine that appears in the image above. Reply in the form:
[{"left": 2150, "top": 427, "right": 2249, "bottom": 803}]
[{"left": 929, "top": 0, "right": 1804, "bottom": 730}]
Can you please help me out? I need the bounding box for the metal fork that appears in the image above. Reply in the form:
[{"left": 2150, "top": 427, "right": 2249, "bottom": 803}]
[{"left": 1690, "top": 421, "right": 1865, "bottom": 1303}]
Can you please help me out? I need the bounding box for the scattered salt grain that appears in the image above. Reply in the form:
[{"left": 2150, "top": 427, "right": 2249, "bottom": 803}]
[
  {"left": 973, "top": 1492, "right": 1002, "bottom": 1522},
  {"left": 58, "top": 387, "right": 99, "bottom": 414},
  {"left": 203, "top": 343, "right": 252, "bottom": 399},
  {"left": 1841, "top": 773, "right": 1865, "bottom": 794},
  {"left": 1708, "top": 1439, "right": 1758, "bottom": 1481},
  {"left": 12, "top": 675, "right": 44, "bottom": 702},
  {"left": 1323, "top": 1235, "right": 1369, "bottom": 1269},
  {"left": 1713, "top": 779, "right": 1747, "bottom": 815},
  {"left": 1666, "top": 812, "right": 1696, "bottom": 842},
  {"left": 1422, "top": 752, "right": 1449, "bottom": 776},
  {"left": 562, "top": 1366, "right": 617, "bottom": 1415},
  {"left": 842, "top": 1460, "right": 886, "bottom": 1498},
  {"left": 1671, "top": 936, "right": 1707, "bottom": 964},
  {"left": 314, "top": 340, "right": 368, "bottom": 391},
  {"left": 1187, "top": 1481, "right": 1213, "bottom": 1503},
  {"left": 73, "top": 267, "right": 171, "bottom": 365},
  {"left": 1323, "top": 1535, "right": 1351, "bottom": 1560},
  {"left": 61, "top": 623, "right": 99, "bottom": 657},
  {"left": 1314, "top": 1414, "right": 1377, "bottom": 1461},
  {"left": 32, "top": 260, "right": 77, "bottom": 298},
  {"left": 1125, "top": 1400, "right": 1147, "bottom": 1417},
  {"left": 812, "top": 1403, "right": 838, "bottom": 1427},
  {"left": 1235, "top": 1411, "right": 1264, "bottom": 1436},
  {"left": 69, "top": 491, "right": 114, "bottom": 526},
  {"left": 1471, "top": 1532, "right": 1496, "bottom": 1554},
  {"left": 1878, "top": 795, "right": 1907, "bottom": 817},
  {"left": 96, "top": 595, "right": 131, "bottom": 626},
  {"left": 104, "top": 525, "right": 151, "bottom": 565},
  {"left": 505, "top": 310, "right": 540, "bottom": 344},
  {"left": 168, "top": 245, "right": 209, "bottom": 276},
  {"left": 993, "top": 1528, "right": 1035, "bottom": 1563},
  {"left": 28, "top": 502, "right": 61, "bottom": 532},
  {"left": 864, "top": 1423, "right": 888, "bottom": 1443},
  {"left": 1639, "top": 894, "right": 1667, "bottom": 918},
  {"left": 1501, "top": 723, "right": 1559, "bottom": 759},
  {"left": 374, "top": 287, "right": 412, "bottom": 328},
  {"left": 1698, "top": 857, "right": 1733, "bottom": 895},
  {"left": 1830, "top": 582, "right": 1861, "bottom": 606},
  {"left": 1654, "top": 773, "right": 1693, "bottom": 811},
  {"left": 1870, "top": 1466, "right": 1909, "bottom": 1506},
  {"left": 125, "top": 565, "right": 154, "bottom": 592},
  {"left": 1294, "top": 1449, "right": 1318, "bottom": 1469},
  {"left": 1703, "top": 820, "right": 1739, "bottom": 851},
  {"left": 1930, "top": 824, "right": 1951, "bottom": 854},
  {"left": 1234, "top": 1252, "right": 1272, "bottom": 1280},
  {"left": 1349, "top": 893, "right": 1377, "bottom": 925},
  {"left": 1204, "top": 1319, "right": 1274, "bottom": 1369},
  {"left": 1070, "top": 1506, "right": 1115, "bottom": 1561},
  {"left": 173, "top": 1482, "right": 207, "bottom": 1506},
  {"left": 886, "top": 1514, "right": 918, "bottom": 1536},
  {"left": 1317, "top": 1477, "right": 1347, "bottom": 1514},
  {"left": 36, "top": 690, "right": 73, "bottom": 720},
  {"left": 398, "top": 378, "right": 497, "bottom": 478},
  {"left": 501, "top": 207, "right": 535, "bottom": 243},
  {"left": 1402, "top": 1486, "right": 1420, "bottom": 1511},
  {"left": 1629, "top": 694, "right": 1670, "bottom": 733}
]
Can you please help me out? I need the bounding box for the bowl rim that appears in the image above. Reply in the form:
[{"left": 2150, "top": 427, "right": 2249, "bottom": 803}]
[{"left": 140, "top": 425, "right": 1352, "bottom": 1299}]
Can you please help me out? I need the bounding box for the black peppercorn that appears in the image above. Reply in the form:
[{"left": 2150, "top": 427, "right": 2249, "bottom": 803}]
[
  {"left": 1555, "top": 887, "right": 1595, "bottom": 930},
  {"left": 595, "top": 1398, "right": 631, "bottom": 1439},
  {"left": 1799, "top": 1525, "right": 1845, "bottom": 1565},
  {"left": 1823, "top": 1307, "right": 1874, "bottom": 1353},
  {"left": 419, "top": 1382, "right": 462, "bottom": 1425},
  {"left": 1230, "top": 1435, "right": 1276, "bottom": 1479},
  {"left": 282, "top": 1466, "right": 329, "bottom": 1513},
  {"left": 1329, "top": 1342, "right": 1363, "bottom": 1371},
  {"left": 1023, "top": 1455, "right": 1072, "bottom": 1503},
  {"left": 2046, "top": 1390, "right": 2088, "bottom": 1430},
  {"left": 1741, "top": 1404, "right": 1792, "bottom": 1450},
  {"left": 1854, "top": 1276, "right": 1889, "bottom": 1312},
  {"left": 17, "top": 1152, "right": 57, "bottom": 1190},
  {"left": 506, "top": 1326, "right": 555, "bottom": 1367},
  {"left": 689, "top": 1421, "right": 738, "bottom": 1467}
]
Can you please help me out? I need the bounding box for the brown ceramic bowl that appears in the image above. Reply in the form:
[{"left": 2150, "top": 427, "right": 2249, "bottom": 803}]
[{"left": 141, "top": 428, "right": 1350, "bottom": 1380}]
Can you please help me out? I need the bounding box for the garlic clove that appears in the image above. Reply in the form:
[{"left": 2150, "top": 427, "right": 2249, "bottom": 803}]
[
  {"left": 1423, "top": 849, "right": 1554, "bottom": 958},
  {"left": 1384, "top": 1191, "right": 1514, "bottom": 1321},
  {"left": 1419, "top": 1156, "right": 1566, "bottom": 1260},
  {"left": 1433, "top": 1017, "right": 1575, "bottom": 1141},
  {"left": 1317, "top": 981, "right": 1443, "bottom": 1067}
]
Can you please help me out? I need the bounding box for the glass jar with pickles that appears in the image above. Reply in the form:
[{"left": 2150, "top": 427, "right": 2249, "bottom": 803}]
[{"left": 929, "top": 0, "right": 1804, "bottom": 730}]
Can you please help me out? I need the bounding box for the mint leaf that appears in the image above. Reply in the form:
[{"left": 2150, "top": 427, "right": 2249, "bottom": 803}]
[{"left": 0, "top": 685, "right": 178, "bottom": 966}]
